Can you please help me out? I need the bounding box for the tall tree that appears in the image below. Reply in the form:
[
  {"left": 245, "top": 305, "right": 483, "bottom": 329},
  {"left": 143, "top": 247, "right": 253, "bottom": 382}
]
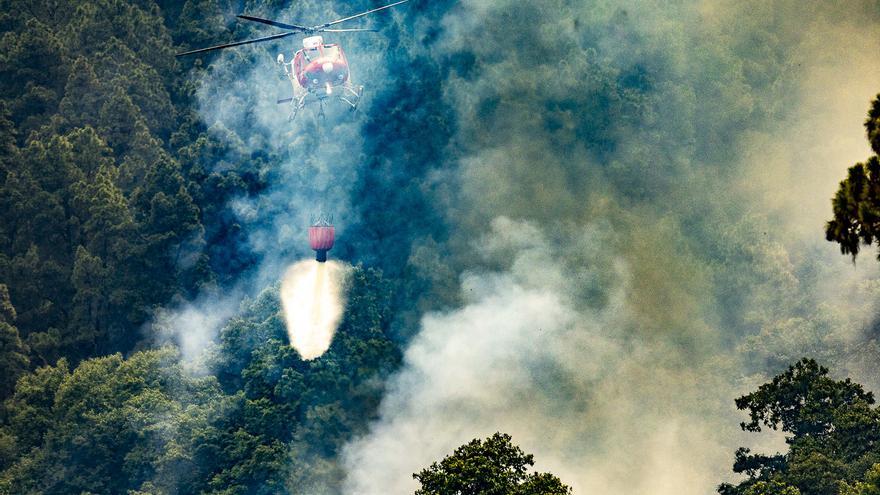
[
  {"left": 413, "top": 432, "right": 572, "bottom": 495},
  {"left": 826, "top": 95, "right": 880, "bottom": 259},
  {"left": 720, "top": 359, "right": 880, "bottom": 495},
  {"left": 0, "top": 284, "right": 28, "bottom": 398}
]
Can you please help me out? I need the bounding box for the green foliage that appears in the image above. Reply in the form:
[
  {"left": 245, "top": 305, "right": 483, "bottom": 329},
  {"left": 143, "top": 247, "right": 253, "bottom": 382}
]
[
  {"left": 869, "top": 97, "right": 880, "bottom": 157},
  {"left": 0, "top": 0, "right": 269, "bottom": 371},
  {"left": 0, "top": 264, "right": 400, "bottom": 493},
  {"left": 0, "top": 322, "right": 29, "bottom": 399},
  {"left": 720, "top": 359, "right": 880, "bottom": 495},
  {"left": 0, "top": 285, "right": 15, "bottom": 323},
  {"left": 840, "top": 464, "right": 880, "bottom": 495},
  {"left": 826, "top": 95, "right": 880, "bottom": 259},
  {"left": 744, "top": 481, "right": 801, "bottom": 495},
  {"left": 413, "top": 433, "right": 572, "bottom": 495},
  {"left": 0, "top": 349, "right": 224, "bottom": 494},
  {"left": 0, "top": 285, "right": 28, "bottom": 398},
  {"left": 735, "top": 359, "right": 875, "bottom": 438}
]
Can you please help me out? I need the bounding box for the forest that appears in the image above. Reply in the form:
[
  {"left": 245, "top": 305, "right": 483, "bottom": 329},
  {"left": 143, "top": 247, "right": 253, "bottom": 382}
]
[
  {"left": 1, "top": 0, "right": 880, "bottom": 494},
  {"left": 0, "top": 0, "right": 405, "bottom": 492}
]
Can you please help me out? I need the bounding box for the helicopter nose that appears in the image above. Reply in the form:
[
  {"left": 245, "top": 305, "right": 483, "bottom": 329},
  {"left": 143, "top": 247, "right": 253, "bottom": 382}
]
[{"left": 322, "top": 62, "right": 334, "bottom": 73}]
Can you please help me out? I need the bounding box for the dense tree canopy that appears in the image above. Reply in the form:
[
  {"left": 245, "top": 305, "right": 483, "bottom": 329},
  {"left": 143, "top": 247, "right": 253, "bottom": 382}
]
[
  {"left": 413, "top": 432, "right": 572, "bottom": 495},
  {"left": 0, "top": 267, "right": 400, "bottom": 494},
  {"left": 0, "top": 0, "right": 268, "bottom": 369},
  {"left": 719, "top": 359, "right": 880, "bottom": 495}
]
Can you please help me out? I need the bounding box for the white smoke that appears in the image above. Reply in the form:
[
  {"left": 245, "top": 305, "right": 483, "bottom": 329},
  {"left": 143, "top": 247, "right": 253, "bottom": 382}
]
[
  {"left": 342, "top": 217, "right": 737, "bottom": 494},
  {"left": 341, "top": 1, "right": 880, "bottom": 493},
  {"left": 280, "top": 260, "right": 350, "bottom": 360},
  {"left": 166, "top": 1, "right": 880, "bottom": 492},
  {"left": 152, "top": 291, "right": 242, "bottom": 369}
]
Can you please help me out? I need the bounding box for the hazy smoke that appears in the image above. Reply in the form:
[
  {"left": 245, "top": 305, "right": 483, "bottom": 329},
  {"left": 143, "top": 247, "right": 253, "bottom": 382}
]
[
  {"left": 173, "top": 0, "right": 880, "bottom": 493},
  {"left": 342, "top": 0, "right": 880, "bottom": 493},
  {"left": 280, "top": 260, "right": 350, "bottom": 360},
  {"left": 152, "top": 290, "right": 242, "bottom": 369},
  {"left": 343, "top": 217, "right": 737, "bottom": 494}
]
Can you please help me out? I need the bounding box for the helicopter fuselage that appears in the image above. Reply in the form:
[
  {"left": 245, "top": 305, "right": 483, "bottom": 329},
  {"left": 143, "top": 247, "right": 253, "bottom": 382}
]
[
  {"left": 277, "top": 36, "right": 363, "bottom": 119},
  {"left": 292, "top": 40, "right": 351, "bottom": 96}
]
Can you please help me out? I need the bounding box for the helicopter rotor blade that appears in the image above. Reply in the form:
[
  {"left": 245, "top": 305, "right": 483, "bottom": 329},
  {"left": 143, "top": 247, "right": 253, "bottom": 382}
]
[
  {"left": 319, "top": 28, "right": 379, "bottom": 33},
  {"left": 313, "top": 0, "right": 410, "bottom": 30},
  {"left": 236, "top": 15, "right": 310, "bottom": 32},
  {"left": 176, "top": 31, "right": 298, "bottom": 56}
]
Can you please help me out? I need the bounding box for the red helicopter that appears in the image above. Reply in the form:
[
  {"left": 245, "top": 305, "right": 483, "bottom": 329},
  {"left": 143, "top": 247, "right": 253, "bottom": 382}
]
[{"left": 177, "top": 0, "right": 410, "bottom": 121}]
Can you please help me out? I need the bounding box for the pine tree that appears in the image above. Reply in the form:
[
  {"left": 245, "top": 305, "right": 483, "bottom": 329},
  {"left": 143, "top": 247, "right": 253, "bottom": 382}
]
[
  {"left": 827, "top": 95, "right": 880, "bottom": 259},
  {"left": 0, "top": 284, "right": 28, "bottom": 398}
]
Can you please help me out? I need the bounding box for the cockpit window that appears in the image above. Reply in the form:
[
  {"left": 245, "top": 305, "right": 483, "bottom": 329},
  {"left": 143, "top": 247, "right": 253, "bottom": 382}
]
[{"left": 321, "top": 45, "right": 340, "bottom": 59}]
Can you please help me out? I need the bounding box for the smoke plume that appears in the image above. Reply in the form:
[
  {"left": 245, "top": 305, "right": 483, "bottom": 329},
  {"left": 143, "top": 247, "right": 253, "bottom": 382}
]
[
  {"left": 342, "top": 0, "right": 880, "bottom": 493},
  {"left": 152, "top": 290, "right": 242, "bottom": 369},
  {"left": 343, "top": 217, "right": 737, "bottom": 494}
]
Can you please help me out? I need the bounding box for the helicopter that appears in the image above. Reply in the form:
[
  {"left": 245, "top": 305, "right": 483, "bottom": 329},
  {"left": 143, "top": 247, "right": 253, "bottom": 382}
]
[{"left": 177, "top": 0, "right": 411, "bottom": 121}]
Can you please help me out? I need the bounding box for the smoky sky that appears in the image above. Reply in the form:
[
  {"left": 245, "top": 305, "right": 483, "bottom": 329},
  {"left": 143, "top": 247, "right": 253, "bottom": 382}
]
[
  {"left": 181, "top": 0, "right": 880, "bottom": 493},
  {"left": 340, "top": 0, "right": 880, "bottom": 494}
]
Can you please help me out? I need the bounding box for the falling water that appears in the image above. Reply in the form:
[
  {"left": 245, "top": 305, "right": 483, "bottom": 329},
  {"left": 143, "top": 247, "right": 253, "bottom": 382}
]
[{"left": 280, "top": 260, "right": 349, "bottom": 360}]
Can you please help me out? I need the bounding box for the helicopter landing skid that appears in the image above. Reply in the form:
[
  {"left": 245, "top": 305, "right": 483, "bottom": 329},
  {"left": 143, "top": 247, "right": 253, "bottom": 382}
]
[
  {"left": 280, "top": 93, "right": 308, "bottom": 122},
  {"left": 278, "top": 83, "right": 364, "bottom": 121},
  {"left": 338, "top": 84, "right": 364, "bottom": 112}
]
